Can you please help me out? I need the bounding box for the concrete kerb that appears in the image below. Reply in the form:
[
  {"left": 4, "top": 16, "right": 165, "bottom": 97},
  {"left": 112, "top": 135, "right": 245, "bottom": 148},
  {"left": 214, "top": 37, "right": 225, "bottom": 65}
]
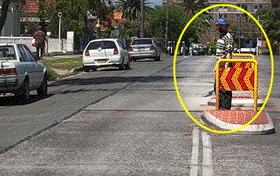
[{"left": 208, "top": 97, "right": 265, "bottom": 107}]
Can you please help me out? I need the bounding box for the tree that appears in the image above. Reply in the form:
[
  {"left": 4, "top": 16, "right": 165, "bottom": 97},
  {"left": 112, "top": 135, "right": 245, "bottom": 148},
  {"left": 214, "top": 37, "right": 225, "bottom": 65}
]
[
  {"left": 116, "top": 0, "right": 152, "bottom": 21},
  {"left": 255, "top": 5, "right": 280, "bottom": 54},
  {"left": 256, "top": 5, "right": 280, "bottom": 42},
  {"left": 0, "top": 0, "right": 25, "bottom": 34},
  {"left": 144, "top": 5, "right": 211, "bottom": 46},
  {"left": 36, "top": 0, "right": 115, "bottom": 38},
  {"left": 177, "top": 0, "right": 207, "bottom": 14}
]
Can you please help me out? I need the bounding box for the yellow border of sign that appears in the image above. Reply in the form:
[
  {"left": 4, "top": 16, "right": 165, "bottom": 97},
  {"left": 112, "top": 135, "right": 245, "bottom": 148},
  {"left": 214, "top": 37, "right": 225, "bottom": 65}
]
[{"left": 173, "top": 4, "right": 274, "bottom": 133}]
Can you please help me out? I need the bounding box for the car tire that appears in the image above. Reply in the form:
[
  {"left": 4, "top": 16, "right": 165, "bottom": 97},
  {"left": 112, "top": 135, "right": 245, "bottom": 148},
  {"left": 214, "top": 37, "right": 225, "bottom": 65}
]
[
  {"left": 119, "top": 59, "right": 125, "bottom": 70},
  {"left": 91, "top": 66, "right": 97, "bottom": 71},
  {"left": 125, "top": 60, "right": 130, "bottom": 70},
  {"left": 37, "top": 75, "right": 48, "bottom": 96},
  {"left": 84, "top": 66, "right": 90, "bottom": 72},
  {"left": 155, "top": 55, "right": 160, "bottom": 61},
  {"left": 15, "top": 79, "right": 30, "bottom": 103}
]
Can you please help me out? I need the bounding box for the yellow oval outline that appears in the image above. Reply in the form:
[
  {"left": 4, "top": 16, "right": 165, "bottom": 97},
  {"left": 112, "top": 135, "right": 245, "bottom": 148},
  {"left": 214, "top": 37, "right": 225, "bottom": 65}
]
[{"left": 173, "top": 4, "right": 274, "bottom": 133}]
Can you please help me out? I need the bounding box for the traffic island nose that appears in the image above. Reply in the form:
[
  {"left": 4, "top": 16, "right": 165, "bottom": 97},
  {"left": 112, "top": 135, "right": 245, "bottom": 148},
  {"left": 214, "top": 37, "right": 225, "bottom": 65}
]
[{"left": 201, "top": 109, "right": 275, "bottom": 135}]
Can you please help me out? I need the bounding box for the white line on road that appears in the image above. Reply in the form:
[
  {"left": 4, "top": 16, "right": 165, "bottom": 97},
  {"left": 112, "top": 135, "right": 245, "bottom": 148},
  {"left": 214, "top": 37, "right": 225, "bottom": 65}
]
[
  {"left": 190, "top": 127, "right": 199, "bottom": 176},
  {"left": 202, "top": 132, "right": 213, "bottom": 176}
]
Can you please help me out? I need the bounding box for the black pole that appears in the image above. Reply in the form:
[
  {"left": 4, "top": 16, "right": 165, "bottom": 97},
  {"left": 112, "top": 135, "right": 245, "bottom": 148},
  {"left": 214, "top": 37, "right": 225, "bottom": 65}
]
[
  {"left": 165, "top": 0, "right": 169, "bottom": 52},
  {"left": 140, "top": 0, "right": 144, "bottom": 38},
  {"left": 239, "top": 14, "right": 241, "bottom": 53}
]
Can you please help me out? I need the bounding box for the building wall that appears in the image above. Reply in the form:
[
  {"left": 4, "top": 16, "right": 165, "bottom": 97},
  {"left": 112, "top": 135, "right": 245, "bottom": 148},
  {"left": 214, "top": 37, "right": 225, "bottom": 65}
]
[{"left": 206, "top": 0, "right": 271, "bottom": 19}]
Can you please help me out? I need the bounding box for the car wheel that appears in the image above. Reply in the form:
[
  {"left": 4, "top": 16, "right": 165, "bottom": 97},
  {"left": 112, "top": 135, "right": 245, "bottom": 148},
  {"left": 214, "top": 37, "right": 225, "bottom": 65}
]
[
  {"left": 119, "top": 59, "right": 125, "bottom": 70},
  {"left": 125, "top": 60, "right": 130, "bottom": 70},
  {"left": 37, "top": 75, "right": 48, "bottom": 96},
  {"left": 15, "top": 79, "right": 30, "bottom": 103},
  {"left": 155, "top": 55, "right": 160, "bottom": 61},
  {"left": 84, "top": 66, "right": 90, "bottom": 72},
  {"left": 92, "top": 66, "right": 97, "bottom": 71}
]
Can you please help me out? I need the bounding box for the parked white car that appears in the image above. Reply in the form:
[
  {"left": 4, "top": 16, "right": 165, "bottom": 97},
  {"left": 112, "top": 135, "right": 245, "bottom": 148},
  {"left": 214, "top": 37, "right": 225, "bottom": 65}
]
[
  {"left": 0, "top": 43, "right": 48, "bottom": 103},
  {"left": 83, "top": 38, "right": 130, "bottom": 71}
]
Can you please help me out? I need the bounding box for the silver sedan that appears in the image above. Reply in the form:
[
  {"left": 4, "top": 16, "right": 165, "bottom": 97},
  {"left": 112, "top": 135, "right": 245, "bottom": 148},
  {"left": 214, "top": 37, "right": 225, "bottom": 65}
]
[{"left": 128, "top": 38, "right": 161, "bottom": 62}]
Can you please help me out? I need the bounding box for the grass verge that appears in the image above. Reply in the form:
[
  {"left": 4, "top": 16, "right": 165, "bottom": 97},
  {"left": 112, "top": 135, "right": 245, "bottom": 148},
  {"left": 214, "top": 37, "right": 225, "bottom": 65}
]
[{"left": 39, "top": 57, "right": 83, "bottom": 81}]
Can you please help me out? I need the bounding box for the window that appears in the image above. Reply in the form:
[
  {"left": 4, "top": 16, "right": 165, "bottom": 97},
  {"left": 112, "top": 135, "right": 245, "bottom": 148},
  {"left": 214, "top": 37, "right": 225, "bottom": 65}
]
[
  {"left": 87, "top": 42, "right": 101, "bottom": 50},
  {"left": 132, "top": 39, "right": 153, "bottom": 45},
  {"left": 22, "top": 45, "right": 35, "bottom": 62},
  {"left": 100, "top": 41, "right": 117, "bottom": 49},
  {"left": 18, "top": 45, "right": 29, "bottom": 62},
  {"left": 0, "top": 45, "right": 16, "bottom": 60},
  {"left": 117, "top": 40, "right": 125, "bottom": 49},
  {"left": 241, "top": 4, "right": 248, "bottom": 10},
  {"left": 221, "top": 14, "right": 227, "bottom": 18}
]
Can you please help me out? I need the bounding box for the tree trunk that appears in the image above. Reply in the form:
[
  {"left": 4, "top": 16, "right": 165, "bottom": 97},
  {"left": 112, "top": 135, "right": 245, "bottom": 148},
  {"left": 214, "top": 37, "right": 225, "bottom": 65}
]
[{"left": 0, "top": 0, "right": 12, "bottom": 35}]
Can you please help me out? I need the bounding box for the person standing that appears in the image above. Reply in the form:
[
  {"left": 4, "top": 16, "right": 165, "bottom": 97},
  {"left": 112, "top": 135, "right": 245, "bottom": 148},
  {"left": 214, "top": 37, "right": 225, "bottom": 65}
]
[
  {"left": 33, "top": 26, "right": 47, "bottom": 58},
  {"left": 213, "top": 18, "right": 234, "bottom": 110}
]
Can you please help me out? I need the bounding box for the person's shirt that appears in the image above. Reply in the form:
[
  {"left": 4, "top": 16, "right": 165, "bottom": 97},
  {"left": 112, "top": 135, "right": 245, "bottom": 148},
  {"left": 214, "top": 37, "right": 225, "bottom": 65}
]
[
  {"left": 33, "top": 30, "right": 46, "bottom": 47},
  {"left": 216, "top": 31, "right": 234, "bottom": 58}
]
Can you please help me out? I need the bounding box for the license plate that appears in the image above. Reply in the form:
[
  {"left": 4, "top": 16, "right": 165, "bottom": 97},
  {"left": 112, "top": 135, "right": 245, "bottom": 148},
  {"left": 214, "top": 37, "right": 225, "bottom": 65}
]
[
  {"left": 97, "top": 59, "right": 107, "bottom": 63},
  {"left": 139, "top": 48, "right": 145, "bottom": 51}
]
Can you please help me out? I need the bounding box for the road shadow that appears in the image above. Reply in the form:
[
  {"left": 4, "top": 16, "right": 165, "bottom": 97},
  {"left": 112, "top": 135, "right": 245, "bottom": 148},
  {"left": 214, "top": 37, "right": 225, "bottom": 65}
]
[
  {"left": 97, "top": 68, "right": 134, "bottom": 72},
  {"left": 133, "top": 59, "right": 162, "bottom": 62},
  {"left": 49, "top": 76, "right": 178, "bottom": 87},
  {"left": 0, "top": 93, "right": 54, "bottom": 106}
]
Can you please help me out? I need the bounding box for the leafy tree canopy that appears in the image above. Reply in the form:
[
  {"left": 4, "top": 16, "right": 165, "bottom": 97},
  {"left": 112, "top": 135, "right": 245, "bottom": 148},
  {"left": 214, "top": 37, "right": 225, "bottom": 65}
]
[{"left": 256, "top": 5, "right": 280, "bottom": 42}]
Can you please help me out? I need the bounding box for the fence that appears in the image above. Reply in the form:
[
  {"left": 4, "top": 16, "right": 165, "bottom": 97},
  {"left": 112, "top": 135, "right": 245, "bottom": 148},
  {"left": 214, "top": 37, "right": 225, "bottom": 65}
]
[{"left": 0, "top": 36, "right": 74, "bottom": 55}]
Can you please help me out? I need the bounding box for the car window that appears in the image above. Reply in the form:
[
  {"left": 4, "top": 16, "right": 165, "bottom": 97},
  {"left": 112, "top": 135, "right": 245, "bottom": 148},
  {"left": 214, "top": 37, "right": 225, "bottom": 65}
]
[
  {"left": 100, "top": 41, "right": 117, "bottom": 49},
  {"left": 0, "top": 45, "right": 16, "bottom": 60},
  {"left": 117, "top": 40, "right": 125, "bottom": 49},
  {"left": 87, "top": 42, "right": 101, "bottom": 50},
  {"left": 132, "top": 39, "right": 153, "bottom": 45},
  {"left": 18, "top": 45, "right": 30, "bottom": 62},
  {"left": 22, "top": 45, "right": 36, "bottom": 62}
]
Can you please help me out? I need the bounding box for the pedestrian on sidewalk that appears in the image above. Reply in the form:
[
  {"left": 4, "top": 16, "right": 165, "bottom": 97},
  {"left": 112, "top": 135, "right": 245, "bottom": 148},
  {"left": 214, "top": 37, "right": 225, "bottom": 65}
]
[
  {"left": 213, "top": 18, "right": 234, "bottom": 110},
  {"left": 33, "top": 26, "right": 47, "bottom": 58}
]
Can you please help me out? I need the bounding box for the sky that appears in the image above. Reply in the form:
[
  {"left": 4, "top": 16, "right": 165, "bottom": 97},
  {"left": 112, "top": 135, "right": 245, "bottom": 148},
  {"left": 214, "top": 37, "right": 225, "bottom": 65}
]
[{"left": 146, "top": 0, "right": 163, "bottom": 7}]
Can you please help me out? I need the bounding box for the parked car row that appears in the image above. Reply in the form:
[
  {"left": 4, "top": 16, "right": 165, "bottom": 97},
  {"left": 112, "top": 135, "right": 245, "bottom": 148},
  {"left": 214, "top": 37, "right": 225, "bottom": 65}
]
[
  {"left": 0, "top": 38, "right": 161, "bottom": 103},
  {"left": 82, "top": 38, "right": 161, "bottom": 71}
]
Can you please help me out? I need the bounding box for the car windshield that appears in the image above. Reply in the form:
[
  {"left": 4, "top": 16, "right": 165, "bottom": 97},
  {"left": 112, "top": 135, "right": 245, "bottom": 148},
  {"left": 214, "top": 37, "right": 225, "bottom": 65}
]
[
  {"left": 87, "top": 41, "right": 117, "bottom": 50},
  {"left": 0, "top": 46, "right": 16, "bottom": 60},
  {"left": 132, "top": 39, "right": 152, "bottom": 45}
]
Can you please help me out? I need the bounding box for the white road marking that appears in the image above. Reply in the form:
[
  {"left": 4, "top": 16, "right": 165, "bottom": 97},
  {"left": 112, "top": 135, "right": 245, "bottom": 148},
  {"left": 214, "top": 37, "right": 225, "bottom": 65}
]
[
  {"left": 202, "top": 132, "right": 213, "bottom": 176},
  {"left": 190, "top": 127, "right": 199, "bottom": 176}
]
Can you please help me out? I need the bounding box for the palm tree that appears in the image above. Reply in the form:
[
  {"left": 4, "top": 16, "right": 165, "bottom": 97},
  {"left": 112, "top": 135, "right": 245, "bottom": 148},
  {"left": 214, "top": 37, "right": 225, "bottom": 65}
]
[
  {"left": 116, "top": 0, "right": 152, "bottom": 21},
  {"left": 177, "top": 0, "right": 207, "bottom": 14}
]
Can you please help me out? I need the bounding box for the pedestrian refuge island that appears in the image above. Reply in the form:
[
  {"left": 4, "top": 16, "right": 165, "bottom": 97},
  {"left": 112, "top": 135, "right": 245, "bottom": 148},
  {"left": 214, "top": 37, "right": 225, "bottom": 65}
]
[
  {"left": 202, "top": 56, "right": 275, "bottom": 134},
  {"left": 208, "top": 53, "right": 264, "bottom": 107}
]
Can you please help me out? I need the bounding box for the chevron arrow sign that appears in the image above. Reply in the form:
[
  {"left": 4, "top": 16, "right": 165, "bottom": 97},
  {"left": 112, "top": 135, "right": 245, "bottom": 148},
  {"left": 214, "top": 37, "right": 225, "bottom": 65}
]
[{"left": 219, "top": 67, "right": 255, "bottom": 91}]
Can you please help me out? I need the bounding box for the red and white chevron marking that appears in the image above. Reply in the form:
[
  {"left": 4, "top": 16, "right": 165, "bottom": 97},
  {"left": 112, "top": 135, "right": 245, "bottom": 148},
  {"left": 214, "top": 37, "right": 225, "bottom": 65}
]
[{"left": 219, "top": 67, "right": 255, "bottom": 91}]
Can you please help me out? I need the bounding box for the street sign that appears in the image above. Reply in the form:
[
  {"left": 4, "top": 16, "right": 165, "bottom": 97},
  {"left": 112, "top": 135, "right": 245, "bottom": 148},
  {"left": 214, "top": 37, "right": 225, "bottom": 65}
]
[
  {"left": 58, "top": 12, "right": 62, "bottom": 18},
  {"left": 219, "top": 67, "right": 255, "bottom": 91}
]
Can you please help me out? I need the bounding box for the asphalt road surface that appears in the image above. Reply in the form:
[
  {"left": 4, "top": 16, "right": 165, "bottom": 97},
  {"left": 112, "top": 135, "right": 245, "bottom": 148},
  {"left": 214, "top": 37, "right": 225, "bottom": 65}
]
[{"left": 0, "top": 55, "right": 279, "bottom": 175}]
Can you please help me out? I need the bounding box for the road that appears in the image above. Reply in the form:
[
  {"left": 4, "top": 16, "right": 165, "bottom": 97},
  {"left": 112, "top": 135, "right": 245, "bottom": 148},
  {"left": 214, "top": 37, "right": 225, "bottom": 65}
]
[{"left": 0, "top": 55, "right": 279, "bottom": 175}]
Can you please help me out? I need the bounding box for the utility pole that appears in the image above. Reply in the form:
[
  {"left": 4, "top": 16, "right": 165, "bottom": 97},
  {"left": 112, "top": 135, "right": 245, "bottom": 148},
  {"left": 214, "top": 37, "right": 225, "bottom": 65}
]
[
  {"left": 239, "top": 14, "right": 241, "bottom": 53},
  {"left": 140, "top": 0, "right": 144, "bottom": 38},
  {"left": 165, "top": 0, "right": 169, "bottom": 53}
]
